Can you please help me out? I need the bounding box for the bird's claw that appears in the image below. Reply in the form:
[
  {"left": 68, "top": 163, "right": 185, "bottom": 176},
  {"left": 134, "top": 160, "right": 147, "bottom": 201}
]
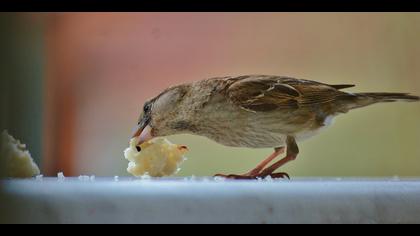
[
  {"left": 214, "top": 174, "right": 256, "bottom": 180},
  {"left": 268, "top": 172, "right": 290, "bottom": 180},
  {"left": 214, "top": 172, "right": 290, "bottom": 180}
]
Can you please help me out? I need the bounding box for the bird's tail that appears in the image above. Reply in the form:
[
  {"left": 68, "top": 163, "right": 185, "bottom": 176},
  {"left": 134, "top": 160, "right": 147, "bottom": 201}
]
[{"left": 342, "top": 92, "right": 419, "bottom": 110}]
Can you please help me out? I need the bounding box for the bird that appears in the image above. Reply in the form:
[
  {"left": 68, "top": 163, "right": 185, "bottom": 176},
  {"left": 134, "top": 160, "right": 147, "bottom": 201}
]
[{"left": 131, "top": 75, "right": 419, "bottom": 179}]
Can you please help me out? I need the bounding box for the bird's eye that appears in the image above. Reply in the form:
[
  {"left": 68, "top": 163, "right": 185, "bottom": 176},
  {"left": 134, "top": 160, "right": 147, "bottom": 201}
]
[{"left": 143, "top": 103, "right": 151, "bottom": 113}]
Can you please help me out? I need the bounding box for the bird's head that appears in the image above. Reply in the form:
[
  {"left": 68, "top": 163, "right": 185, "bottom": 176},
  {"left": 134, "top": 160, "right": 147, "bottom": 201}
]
[{"left": 131, "top": 85, "right": 189, "bottom": 145}]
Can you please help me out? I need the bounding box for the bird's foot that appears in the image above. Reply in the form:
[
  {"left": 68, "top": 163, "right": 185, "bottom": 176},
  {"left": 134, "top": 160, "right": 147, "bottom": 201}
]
[{"left": 214, "top": 172, "right": 290, "bottom": 180}]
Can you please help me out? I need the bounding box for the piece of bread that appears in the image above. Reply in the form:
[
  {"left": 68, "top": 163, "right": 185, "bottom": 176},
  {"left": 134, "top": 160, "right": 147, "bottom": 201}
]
[
  {"left": 124, "top": 138, "right": 188, "bottom": 177},
  {"left": 0, "top": 130, "right": 40, "bottom": 178}
]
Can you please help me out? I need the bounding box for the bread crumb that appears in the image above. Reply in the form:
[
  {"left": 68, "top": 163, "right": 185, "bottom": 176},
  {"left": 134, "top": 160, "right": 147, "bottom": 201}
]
[
  {"left": 213, "top": 176, "right": 226, "bottom": 182},
  {"left": 78, "top": 175, "right": 90, "bottom": 181},
  {"left": 0, "top": 130, "right": 40, "bottom": 178},
  {"left": 124, "top": 137, "right": 188, "bottom": 177},
  {"left": 57, "top": 172, "right": 65, "bottom": 180}
]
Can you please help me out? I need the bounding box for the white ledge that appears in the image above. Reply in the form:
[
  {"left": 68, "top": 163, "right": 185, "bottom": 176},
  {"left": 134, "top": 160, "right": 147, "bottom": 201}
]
[{"left": 1, "top": 177, "right": 420, "bottom": 224}]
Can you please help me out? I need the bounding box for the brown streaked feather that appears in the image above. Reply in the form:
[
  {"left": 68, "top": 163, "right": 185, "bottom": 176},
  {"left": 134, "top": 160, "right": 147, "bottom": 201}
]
[
  {"left": 224, "top": 75, "right": 348, "bottom": 112},
  {"left": 329, "top": 84, "right": 355, "bottom": 90}
]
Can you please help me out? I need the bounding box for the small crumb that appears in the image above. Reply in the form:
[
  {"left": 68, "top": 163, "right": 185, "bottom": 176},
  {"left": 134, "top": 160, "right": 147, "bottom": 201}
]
[
  {"left": 392, "top": 175, "right": 400, "bottom": 181},
  {"left": 264, "top": 176, "right": 274, "bottom": 182},
  {"left": 213, "top": 176, "right": 226, "bottom": 182},
  {"left": 35, "top": 175, "right": 43, "bottom": 181},
  {"left": 257, "top": 176, "right": 287, "bottom": 182},
  {"left": 90, "top": 175, "right": 95, "bottom": 181},
  {"left": 140, "top": 174, "right": 151, "bottom": 180},
  {"left": 78, "top": 175, "right": 90, "bottom": 181},
  {"left": 335, "top": 177, "right": 342, "bottom": 181},
  {"left": 183, "top": 175, "right": 197, "bottom": 181},
  {"left": 57, "top": 172, "right": 65, "bottom": 180},
  {"left": 114, "top": 176, "right": 119, "bottom": 181}
]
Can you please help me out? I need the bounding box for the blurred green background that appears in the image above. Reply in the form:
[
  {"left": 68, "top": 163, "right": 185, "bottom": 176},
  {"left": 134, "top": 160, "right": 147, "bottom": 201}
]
[
  {"left": 1, "top": 13, "right": 419, "bottom": 177},
  {"left": 0, "top": 13, "right": 44, "bottom": 166}
]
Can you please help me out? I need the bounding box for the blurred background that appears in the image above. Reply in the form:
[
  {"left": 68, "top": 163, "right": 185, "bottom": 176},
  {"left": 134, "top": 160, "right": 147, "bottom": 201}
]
[{"left": 1, "top": 12, "right": 419, "bottom": 177}]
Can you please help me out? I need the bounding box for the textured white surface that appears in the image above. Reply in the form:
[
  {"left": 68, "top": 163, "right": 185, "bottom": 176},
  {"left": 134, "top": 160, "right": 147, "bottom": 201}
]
[{"left": 1, "top": 177, "right": 420, "bottom": 224}]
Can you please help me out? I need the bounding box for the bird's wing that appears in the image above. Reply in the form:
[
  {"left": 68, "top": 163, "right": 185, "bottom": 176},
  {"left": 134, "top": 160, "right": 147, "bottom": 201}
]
[
  {"left": 329, "top": 84, "right": 355, "bottom": 90},
  {"left": 225, "top": 75, "right": 348, "bottom": 112}
]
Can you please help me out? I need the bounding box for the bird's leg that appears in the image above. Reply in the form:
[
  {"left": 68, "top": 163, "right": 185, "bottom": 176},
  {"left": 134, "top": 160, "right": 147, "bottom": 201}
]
[
  {"left": 214, "top": 136, "right": 299, "bottom": 180},
  {"left": 245, "top": 147, "right": 285, "bottom": 176},
  {"left": 213, "top": 147, "right": 286, "bottom": 180},
  {"left": 259, "top": 136, "right": 299, "bottom": 178}
]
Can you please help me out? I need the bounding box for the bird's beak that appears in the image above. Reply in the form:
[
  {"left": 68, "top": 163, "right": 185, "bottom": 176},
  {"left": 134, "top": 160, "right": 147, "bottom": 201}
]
[{"left": 131, "top": 124, "right": 153, "bottom": 146}]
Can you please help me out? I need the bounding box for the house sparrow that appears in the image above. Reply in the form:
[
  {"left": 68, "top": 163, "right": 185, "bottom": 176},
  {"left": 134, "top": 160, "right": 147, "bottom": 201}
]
[{"left": 132, "top": 75, "right": 419, "bottom": 179}]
